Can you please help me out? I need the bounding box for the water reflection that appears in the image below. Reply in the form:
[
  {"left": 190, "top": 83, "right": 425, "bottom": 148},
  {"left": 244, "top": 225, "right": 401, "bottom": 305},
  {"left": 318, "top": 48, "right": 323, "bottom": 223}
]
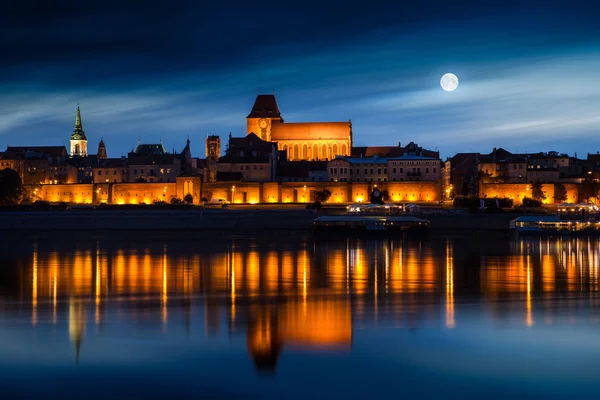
[{"left": 3, "top": 234, "right": 600, "bottom": 372}]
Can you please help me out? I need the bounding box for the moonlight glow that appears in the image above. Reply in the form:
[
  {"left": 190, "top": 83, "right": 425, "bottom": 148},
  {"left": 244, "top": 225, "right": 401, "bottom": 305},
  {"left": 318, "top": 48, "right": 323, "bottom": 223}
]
[{"left": 440, "top": 73, "right": 459, "bottom": 92}]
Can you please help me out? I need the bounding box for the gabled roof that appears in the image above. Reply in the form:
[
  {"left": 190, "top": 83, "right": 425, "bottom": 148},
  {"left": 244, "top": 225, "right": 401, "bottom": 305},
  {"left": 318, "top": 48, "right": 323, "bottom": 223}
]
[
  {"left": 93, "top": 157, "right": 127, "bottom": 169},
  {"left": 4, "top": 146, "right": 68, "bottom": 159},
  {"left": 133, "top": 143, "right": 167, "bottom": 155},
  {"left": 351, "top": 146, "right": 403, "bottom": 158},
  {"left": 247, "top": 94, "right": 282, "bottom": 119}
]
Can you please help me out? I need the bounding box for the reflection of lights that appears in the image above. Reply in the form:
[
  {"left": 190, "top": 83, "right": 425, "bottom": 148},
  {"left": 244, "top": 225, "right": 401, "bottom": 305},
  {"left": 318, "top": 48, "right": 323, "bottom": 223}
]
[
  {"left": 446, "top": 240, "right": 455, "bottom": 328},
  {"left": 32, "top": 243, "right": 38, "bottom": 326}
]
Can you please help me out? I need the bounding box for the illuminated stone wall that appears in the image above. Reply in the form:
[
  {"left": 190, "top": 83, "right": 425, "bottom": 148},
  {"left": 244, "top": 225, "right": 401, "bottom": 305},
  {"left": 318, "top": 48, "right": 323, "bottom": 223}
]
[
  {"left": 38, "top": 184, "right": 96, "bottom": 204},
  {"left": 113, "top": 183, "right": 177, "bottom": 204},
  {"left": 480, "top": 183, "right": 579, "bottom": 204},
  {"left": 34, "top": 180, "right": 443, "bottom": 204}
]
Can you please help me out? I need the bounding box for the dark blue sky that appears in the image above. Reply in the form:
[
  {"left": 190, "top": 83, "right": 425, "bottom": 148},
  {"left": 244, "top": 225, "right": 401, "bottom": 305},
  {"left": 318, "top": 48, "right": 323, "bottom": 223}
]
[{"left": 1, "top": 1, "right": 599, "bottom": 159}]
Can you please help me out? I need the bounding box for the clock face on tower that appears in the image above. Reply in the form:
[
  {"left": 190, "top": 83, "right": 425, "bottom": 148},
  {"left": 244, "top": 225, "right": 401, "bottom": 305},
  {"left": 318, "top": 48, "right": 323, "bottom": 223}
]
[{"left": 258, "top": 119, "right": 268, "bottom": 129}]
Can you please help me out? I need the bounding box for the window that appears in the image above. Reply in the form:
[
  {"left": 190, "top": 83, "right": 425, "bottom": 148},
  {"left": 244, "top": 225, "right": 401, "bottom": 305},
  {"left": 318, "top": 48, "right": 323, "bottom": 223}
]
[
  {"left": 364, "top": 169, "right": 367, "bottom": 174},
  {"left": 141, "top": 169, "right": 145, "bottom": 174},
  {"left": 160, "top": 168, "right": 164, "bottom": 174},
  {"left": 400, "top": 168, "right": 403, "bottom": 173},
  {"left": 377, "top": 168, "right": 381, "bottom": 174},
  {"left": 246, "top": 165, "right": 249, "bottom": 170},
  {"left": 350, "top": 169, "right": 353, "bottom": 175},
  {"left": 370, "top": 168, "right": 373, "bottom": 174},
  {"left": 167, "top": 168, "right": 171, "bottom": 173},
  {"left": 260, "top": 165, "right": 263, "bottom": 170},
  {"left": 384, "top": 168, "right": 387, "bottom": 174},
  {"left": 241, "top": 165, "right": 244, "bottom": 171},
  {"left": 433, "top": 168, "right": 437, "bottom": 173},
  {"left": 98, "top": 170, "right": 102, "bottom": 175},
  {"left": 113, "top": 170, "right": 117, "bottom": 175},
  {"left": 393, "top": 168, "right": 396, "bottom": 173},
  {"left": 330, "top": 168, "right": 333, "bottom": 174},
  {"left": 426, "top": 168, "right": 429, "bottom": 173},
  {"left": 254, "top": 165, "right": 257, "bottom": 170}
]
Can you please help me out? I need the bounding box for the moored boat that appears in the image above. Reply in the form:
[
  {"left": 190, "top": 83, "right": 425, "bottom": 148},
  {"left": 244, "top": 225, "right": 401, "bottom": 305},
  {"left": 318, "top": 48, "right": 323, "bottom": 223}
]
[
  {"left": 510, "top": 215, "right": 600, "bottom": 236},
  {"left": 311, "top": 215, "right": 430, "bottom": 237}
]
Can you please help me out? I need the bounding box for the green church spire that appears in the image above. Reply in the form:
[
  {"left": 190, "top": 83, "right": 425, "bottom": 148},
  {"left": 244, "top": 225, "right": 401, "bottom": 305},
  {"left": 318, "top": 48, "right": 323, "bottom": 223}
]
[{"left": 71, "top": 104, "right": 87, "bottom": 140}]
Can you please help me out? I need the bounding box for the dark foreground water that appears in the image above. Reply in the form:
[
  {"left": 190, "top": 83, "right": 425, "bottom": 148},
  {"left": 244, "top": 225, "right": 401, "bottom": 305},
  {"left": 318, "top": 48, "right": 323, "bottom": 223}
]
[{"left": 1, "top": 232, "right": 600, "bottom": 399}]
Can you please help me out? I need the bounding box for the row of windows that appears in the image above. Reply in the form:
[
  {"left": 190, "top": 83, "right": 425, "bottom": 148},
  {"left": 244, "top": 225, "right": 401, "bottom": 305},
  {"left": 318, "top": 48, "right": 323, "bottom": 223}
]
[
  {"left": 330, "top": 167, "right": 438, "bottom": 175},
  {"left": 331, "top": 177, "right": 434, "bottom": 182},
  {"left": 131, "top": 168, "right": 171, "bottom": 175},
  {"left": 240, "top": 165, "right": 265, "bottom": 171}
]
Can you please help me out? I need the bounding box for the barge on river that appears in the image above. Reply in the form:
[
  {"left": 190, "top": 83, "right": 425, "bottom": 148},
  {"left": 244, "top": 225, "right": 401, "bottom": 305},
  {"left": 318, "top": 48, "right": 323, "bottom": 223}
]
[
  {"left": 510, "top": 215, "right": 600, "bottom": 236},
  {"left": 311, "top": 215, "right": 430, "bottom": 236}
]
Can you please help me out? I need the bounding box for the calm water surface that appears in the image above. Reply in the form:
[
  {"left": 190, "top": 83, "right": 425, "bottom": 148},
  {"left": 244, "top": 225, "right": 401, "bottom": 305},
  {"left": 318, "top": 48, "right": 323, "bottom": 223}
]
[{"left": 1, "top": 232, "right": 600, "bottom": 399}]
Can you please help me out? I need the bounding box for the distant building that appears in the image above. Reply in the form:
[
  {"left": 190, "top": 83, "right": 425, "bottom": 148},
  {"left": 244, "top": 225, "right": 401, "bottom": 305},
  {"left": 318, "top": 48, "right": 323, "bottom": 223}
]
[
  {"left": 444, "top": 153, "right": 479, "bottom": 197},
  {"left": 93, "top": 157, "right": 128, "bottom": 183},
  {"left": 2, "top": 146, "right": 74, "bottom": 184},
  {"left": 217, "top": 133, "right": 278, "bottom": 181},
  {"left": 327, "top": 142, "right": 440, "bottom": 183},
  {"left": 478, "top": 148, "right": 527, "bottom": 183}
]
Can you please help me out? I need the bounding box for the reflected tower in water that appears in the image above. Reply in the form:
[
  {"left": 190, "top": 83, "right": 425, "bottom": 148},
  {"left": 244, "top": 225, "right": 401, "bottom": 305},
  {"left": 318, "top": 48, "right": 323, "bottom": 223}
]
[{"left": 69, "top": 299, "right": 86, "bottom": 365}]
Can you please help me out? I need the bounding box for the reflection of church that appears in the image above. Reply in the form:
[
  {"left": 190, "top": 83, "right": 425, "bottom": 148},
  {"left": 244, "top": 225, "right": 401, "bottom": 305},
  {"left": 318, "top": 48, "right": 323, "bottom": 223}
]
[
  {"left": 246, "top": 94, "right": 352, "bottom": 161},
  {"left": 243, "top": 300, "right": 352, "bottom": 373}
]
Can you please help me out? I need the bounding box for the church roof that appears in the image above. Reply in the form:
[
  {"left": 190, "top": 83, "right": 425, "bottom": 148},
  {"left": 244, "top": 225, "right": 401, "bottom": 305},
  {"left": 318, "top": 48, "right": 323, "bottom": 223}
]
[
  {"left": 70, "top": 106, "right": 87, "bottom": 141},
  {"left": 4, "top": 146, "right": 68, "bottom": 159},
  {"left": 270, "top": 121, "right": 351, "bottom": 141},
  {"left": 133, "top": 143, "right": 167, "bottom": 155},
  {"left": 247, "top": 94, "right": 282, "bottom": 119}
]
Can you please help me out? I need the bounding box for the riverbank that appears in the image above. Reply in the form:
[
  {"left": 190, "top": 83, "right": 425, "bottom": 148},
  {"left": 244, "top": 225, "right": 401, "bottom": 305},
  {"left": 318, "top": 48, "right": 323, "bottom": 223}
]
[{"left": 0, "top": 208, "right": 539, "bottom": 232}]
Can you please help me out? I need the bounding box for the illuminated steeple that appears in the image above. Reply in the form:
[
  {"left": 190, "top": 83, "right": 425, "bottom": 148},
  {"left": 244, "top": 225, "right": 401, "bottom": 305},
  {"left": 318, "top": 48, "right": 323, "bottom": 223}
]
[{"left": 70, "top": 105, "right": 88, "bottom": 157}]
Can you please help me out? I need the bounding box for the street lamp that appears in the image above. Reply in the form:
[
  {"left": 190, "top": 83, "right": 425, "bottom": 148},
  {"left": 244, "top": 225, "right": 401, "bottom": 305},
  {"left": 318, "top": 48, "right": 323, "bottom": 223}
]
[
  {"left": 303, "top": 185, "right": 306, "bottom": 202},
  {"left": 231, "top": 185, "right": 235, "bottom": 203}
]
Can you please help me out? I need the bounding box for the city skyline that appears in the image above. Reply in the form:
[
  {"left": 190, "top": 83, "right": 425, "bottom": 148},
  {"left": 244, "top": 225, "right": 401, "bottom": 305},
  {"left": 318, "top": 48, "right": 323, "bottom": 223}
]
[{"left": 1, "top": 1, "right": 599, "bottom": 159}]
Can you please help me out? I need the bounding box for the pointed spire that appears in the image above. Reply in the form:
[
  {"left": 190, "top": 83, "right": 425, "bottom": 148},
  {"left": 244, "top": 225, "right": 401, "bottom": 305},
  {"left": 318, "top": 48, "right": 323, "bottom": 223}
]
[{"left": 75, "top": 104, "right": 82, "bottom": 130}]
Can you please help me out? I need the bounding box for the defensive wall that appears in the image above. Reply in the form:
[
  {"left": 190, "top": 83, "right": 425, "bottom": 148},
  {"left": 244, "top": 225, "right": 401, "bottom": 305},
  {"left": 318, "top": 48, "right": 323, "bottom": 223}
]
[
  {"left": 480, "top": 183, "right": 579, "bottom": 205},
  {"left": 34, "top": 179, "right": 442, "bottom": 205}
]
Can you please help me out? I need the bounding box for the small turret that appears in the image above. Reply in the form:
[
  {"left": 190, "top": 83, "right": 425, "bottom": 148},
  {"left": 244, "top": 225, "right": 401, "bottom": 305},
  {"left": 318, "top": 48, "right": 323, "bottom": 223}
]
[{"left": 97, "top": 138, "right": 107, "bottom": 159}]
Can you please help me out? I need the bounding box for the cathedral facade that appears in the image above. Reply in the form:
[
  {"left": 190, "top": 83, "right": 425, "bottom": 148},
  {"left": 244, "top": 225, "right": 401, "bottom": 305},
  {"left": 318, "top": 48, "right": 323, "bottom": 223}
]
[{"left": 246, "top": 94, "right": 352, "bottom": 161}]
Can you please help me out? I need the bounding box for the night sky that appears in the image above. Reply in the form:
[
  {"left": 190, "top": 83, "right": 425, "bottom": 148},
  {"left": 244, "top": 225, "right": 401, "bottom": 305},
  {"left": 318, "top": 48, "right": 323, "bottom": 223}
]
[{"left": 1, "top": 1, "right": 599, "bottom": 159}]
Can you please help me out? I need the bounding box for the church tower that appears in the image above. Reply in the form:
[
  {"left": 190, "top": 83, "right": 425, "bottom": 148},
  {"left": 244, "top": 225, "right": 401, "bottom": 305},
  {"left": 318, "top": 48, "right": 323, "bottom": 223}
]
[
  {"left": 70, "top": 105, "right": 88, "bottom": 157},
  {"left": 246, "top": 94, "right": 283, "bottom": 141},
  {"left": 206, "top": 135, "right": 220, "bottom": 182},
  {"left": 97, "top": 139, "right": 107, "bottom": 159}
]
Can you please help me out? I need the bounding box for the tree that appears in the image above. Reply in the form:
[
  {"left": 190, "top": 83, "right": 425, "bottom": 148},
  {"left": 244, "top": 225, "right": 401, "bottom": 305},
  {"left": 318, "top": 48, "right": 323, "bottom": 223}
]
[
  {"left": 184, "top": 193, "right": 194, "bottom": 204},
  {"left": 531, "top": 180, "right": 546, "bottom": 201},
  {"left": 314, "top": 189, "right": 331, "bottom": 203},
  {"left": 580, "top": 176, "right": 600, "bottom": 202},
  {"left": 554, "top": 183, "right": 568, "bottom": 203},
  {"left": 0, "top": 168, "right": 24, "bottom": 206},
  {"left": 380, "top": 189, "right": 390, "bottom": 202}
]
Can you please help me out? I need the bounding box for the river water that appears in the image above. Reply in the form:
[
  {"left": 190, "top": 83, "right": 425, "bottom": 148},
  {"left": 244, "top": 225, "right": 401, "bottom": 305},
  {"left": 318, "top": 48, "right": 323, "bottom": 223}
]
[{"left": 1, "top": 232, "right": 600, "bottom": 399}]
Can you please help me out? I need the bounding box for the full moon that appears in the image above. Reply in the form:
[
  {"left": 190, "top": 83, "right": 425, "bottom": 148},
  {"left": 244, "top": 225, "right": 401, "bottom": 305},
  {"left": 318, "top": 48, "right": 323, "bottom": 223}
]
[{"left": 440, "top": 73, "right": 459, "bottom": 92}]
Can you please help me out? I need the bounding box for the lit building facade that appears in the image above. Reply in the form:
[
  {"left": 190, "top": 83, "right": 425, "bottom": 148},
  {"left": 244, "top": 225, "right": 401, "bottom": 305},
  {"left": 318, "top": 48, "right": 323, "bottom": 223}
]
[{"left": 246, "top": 94, "right": 352, "bottom": 161}]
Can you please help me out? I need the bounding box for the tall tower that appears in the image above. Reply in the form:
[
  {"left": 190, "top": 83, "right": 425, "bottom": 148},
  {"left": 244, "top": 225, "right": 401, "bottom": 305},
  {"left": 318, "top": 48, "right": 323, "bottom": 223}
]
[
  {"left": 246, "top": 94, "right": 283, "bottom": 141},
  {"left": 206, "top": 135, "right": 220, "bottom": 182},
  {"left": 70, "top": 105, "right": 88, "bottom": 157},
  {"left": 97, "top": 139, "right": 107, "bottom": 159}
]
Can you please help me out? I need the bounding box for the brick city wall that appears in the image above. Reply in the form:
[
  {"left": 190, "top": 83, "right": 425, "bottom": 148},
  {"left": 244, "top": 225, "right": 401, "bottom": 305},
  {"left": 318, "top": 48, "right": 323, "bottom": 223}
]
[
  {"left": 32, "top": 180, "right": 443, "bottom": 205},
  {"left": 480, "top": 183, "right": 579, "bottom": 205}
]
